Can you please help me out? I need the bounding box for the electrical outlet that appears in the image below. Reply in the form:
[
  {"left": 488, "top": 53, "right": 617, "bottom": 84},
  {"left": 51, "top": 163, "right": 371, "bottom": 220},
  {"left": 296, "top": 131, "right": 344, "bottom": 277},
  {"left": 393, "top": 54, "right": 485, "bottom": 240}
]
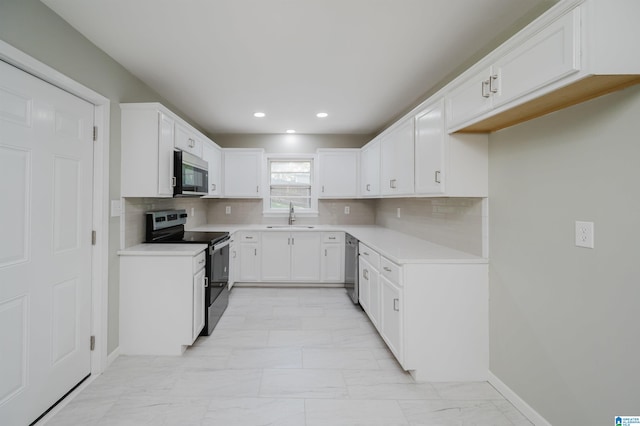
[
  {"left": 191, "top": 207, "right": 195, "bottom": 216},
  {"left": 344, "top": 206, "right": 350, "bottom": 215},
  {"left": 397, "top": 208, "right": 401, "bottom": 218},
  {"left": 225, "top": 206, "right": 231, "bottom": 215},
  {"left": 575, "top": 221, "right": 594, "bottom": 248}
]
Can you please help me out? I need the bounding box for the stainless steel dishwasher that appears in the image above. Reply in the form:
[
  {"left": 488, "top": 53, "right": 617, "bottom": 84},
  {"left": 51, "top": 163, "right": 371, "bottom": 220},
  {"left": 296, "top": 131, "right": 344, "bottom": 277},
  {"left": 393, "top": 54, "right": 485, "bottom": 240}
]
[{"left": 345, "top": 233, "right": 359, "bottom": 304}]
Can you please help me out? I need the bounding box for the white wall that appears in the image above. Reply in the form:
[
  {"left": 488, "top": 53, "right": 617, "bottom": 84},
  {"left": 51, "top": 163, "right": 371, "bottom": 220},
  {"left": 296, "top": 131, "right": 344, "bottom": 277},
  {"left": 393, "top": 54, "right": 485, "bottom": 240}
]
[{"left": 488, "top": 85, "right": 640, "bottom": 425}]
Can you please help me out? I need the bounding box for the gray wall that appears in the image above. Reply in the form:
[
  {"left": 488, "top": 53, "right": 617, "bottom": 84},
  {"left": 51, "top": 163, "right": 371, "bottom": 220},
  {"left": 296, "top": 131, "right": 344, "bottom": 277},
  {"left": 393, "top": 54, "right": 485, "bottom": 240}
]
[
  {"left": 212, "top": 133, "right": 370, "bottom": 152},
  {"left": 0, "top": 0, "right": 194, "bottom": 355},
  {"left": 488, "top": 85, "right": 640, "bottom": 425}
]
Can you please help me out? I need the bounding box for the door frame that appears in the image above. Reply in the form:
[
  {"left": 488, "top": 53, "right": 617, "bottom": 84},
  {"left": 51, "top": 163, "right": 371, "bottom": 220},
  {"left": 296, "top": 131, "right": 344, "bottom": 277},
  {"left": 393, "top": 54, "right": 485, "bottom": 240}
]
[{"left": 0, "top": 40, "right": 111, "bottom": 376}]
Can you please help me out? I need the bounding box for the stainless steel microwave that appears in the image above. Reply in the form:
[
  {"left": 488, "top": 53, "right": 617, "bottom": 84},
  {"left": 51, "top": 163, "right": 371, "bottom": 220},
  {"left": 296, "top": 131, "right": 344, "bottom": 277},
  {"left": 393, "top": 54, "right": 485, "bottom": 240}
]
[{"left": 173, "top": 150, "right": 208, "bottom": 197}]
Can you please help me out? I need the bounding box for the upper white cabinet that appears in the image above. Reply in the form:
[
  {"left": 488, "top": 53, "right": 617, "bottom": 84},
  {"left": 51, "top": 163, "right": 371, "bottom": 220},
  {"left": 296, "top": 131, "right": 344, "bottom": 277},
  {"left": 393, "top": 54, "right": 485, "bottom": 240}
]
[
  {"left": 317, "top": 149, "right": 359, "bottom": 198},
  {"left": 360, "top": 139, "right": 381, "bottom": 197},
  {"left": 202, "top": 141, "right": 222, "bottom": 197},
  {"left": 415, "top": 98, "right": 488, "bottom": 197},
  {"left": 380, "top": 118, "right": 414, "bottom": 196},
  {"left": 223, "top": 149, "right": 264, "bottom": 198},
  {"left": 121, "top": 103, "right": 222, "bottom": 198},
  {"left": 447, "top": 0, "right": 640, "bottom": 133},
  {"left": 121, "top": 105, "right": 175, "bottom": 198},
  {"left": 175, "top": 122, "right": 203, "bottom": 158}
]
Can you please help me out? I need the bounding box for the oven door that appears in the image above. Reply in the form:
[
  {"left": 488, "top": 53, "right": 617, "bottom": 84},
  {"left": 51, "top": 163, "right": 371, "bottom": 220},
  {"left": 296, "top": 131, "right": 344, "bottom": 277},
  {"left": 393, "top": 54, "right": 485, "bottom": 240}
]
[
  {"left": 174, "top": 150, "right": 208, "bottom": 196},
  {"left": 207, "top": 238, "right": 230, "bottom": 302}
]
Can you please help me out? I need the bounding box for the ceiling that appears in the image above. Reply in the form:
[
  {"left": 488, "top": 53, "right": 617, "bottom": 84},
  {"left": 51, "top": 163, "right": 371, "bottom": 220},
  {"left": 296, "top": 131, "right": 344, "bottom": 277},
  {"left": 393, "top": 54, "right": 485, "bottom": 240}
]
[{"left": 42, "top": 0, "right": 557, "bottom": 136}]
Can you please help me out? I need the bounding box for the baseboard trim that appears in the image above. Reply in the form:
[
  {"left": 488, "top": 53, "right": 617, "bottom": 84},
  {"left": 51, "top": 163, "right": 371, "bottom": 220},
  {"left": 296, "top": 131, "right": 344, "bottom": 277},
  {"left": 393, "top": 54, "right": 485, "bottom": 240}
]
[
  {"left": 107, "top": 347, "right": 120, "bottom": 366},
  {"left": 488, "top": 371, "right": 552, "bottom": 426}
]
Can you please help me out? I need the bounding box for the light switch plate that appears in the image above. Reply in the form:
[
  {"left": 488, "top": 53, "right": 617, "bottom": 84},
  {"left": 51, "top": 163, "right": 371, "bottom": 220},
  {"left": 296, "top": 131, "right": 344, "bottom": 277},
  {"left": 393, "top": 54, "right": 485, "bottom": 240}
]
[
  {"left": 344, "top": 206, "right": 350, "bottom": 215},
  {"left": 575, "top": 221, "right": 594, "bottom": 248},
  {"left": 225, "top": 206, "right": 231, "bottom": 215}
]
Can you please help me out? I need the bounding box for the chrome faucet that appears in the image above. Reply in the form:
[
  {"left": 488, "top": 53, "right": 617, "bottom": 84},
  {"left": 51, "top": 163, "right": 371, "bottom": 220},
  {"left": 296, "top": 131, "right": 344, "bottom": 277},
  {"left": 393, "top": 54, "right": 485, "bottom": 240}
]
[{"left": 288, "top": 202, "right": 296, "bottom": 225}]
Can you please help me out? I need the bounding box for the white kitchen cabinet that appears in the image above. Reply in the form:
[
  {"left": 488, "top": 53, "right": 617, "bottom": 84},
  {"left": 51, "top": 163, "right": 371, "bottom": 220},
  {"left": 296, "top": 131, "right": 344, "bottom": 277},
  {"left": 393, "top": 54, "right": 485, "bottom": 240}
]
[
  {"left": 238, "top": 232, "right": 261, "bottom": 282},
  {"left": 360, "top": 139, "right": 381, "bottom": 197},
  {"left": 223, "top": 149, "right": 264, "bottom": 197},
  {"left": 229, "top": 237, "right": 238, "bottom": 289},
  {"left": 119, "top": 247, "right": 207, "bottom": 355},
  {"left": 260, "top": 231, "right": 321, "bottom": 282},
  {"left": 317, "top": 149, "right": 359, "bottom": 198},
  {"left": 290, "top": 232, "right": 322, "bottom": 281},
  {"left": 355, "top": 243, "right": 488, "bottom": 382},
  {"left": 261, "top": 232, "right": 291, "bottom": 281},
  {"left": 415, "top": 98, "right": 488, "bottom": 197},
  {"left": 380, "top": 118, "right": 414, "bottom": 196},
  {"left": 192, "top": 267, "right": 206, "bottom": 341},
  {"left": 359, "top": 257, "right": 380, "bottom": 328},
  {"left": 175, "top": 122, "right": 203, "bottom": 158},
  {"left": 121, "top": 105, "right": 175, "bottom": 198},
  {"left": 447, "top": 9, "right": 580, "bottom": 131},
  {"left": 202, "top": 141, "right": 222, "bottom": 197},
  {"left": 321, "top": 232, "right": 344, "bottom": 283}
]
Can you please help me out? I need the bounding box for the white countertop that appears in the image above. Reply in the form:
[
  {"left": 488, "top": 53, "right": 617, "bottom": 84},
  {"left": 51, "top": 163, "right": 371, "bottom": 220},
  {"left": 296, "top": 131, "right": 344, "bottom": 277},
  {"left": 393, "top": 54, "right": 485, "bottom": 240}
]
[
  {"left": 189, "top": 224, "right": 486, "bottom": 265},
  {"left": 118, "top": 243, "right": 208, "bottom": 256}
]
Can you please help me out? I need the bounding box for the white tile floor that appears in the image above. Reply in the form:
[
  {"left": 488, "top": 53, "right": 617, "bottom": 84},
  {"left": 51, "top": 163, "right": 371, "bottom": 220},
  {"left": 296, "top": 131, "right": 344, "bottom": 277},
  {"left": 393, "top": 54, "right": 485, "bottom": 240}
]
[{"left": 46, "top": 287, "right": 532, "bottom": 425}]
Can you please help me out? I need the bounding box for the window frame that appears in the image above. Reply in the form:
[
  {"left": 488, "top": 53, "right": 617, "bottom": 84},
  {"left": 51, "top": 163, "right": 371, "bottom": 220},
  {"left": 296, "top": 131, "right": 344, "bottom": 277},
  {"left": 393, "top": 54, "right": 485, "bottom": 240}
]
[{"left": 263, "top": 153, "right": 319, "bottom": 217}]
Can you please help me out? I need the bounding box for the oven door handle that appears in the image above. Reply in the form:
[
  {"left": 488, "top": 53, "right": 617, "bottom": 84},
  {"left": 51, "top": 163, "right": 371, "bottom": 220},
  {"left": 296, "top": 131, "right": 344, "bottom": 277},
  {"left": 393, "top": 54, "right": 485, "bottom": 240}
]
[{"left": 210, "top": 238, "right": 231, "bottom": 254}]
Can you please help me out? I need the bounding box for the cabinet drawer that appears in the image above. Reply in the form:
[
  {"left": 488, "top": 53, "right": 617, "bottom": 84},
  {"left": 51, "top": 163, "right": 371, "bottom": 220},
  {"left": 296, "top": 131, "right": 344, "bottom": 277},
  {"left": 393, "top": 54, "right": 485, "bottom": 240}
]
[
  {"left": 238, "top": 232, "right": 260, "bottom": 242},
  {"left": 380, "top": 257, "right": 401, "bottom": 285},
  {"left": 359, "top": 243, "right": 380, "bottom": 270},
  {"left": 193, "top": 250, "right": 206, "bottom": 272},
  {"left": 322, "top": 232, "right": 344, "bottom": 244}
]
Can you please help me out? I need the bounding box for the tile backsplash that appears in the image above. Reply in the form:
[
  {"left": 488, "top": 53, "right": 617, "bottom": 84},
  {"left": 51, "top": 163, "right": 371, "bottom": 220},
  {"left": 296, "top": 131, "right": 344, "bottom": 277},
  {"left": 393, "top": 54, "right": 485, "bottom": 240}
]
[
  {"left": 122, "top": 196, "right": 484, "bottom": 256},
  {"left": 374, "top": 198, "right": 484, "bottom": 256}
]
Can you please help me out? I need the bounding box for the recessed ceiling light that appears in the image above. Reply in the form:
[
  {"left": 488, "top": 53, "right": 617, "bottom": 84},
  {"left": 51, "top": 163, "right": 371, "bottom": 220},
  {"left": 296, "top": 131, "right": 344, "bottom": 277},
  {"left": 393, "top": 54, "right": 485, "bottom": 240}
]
[
  {"left": 316, "top": 112, "right": 328, "bottom": 118},
  {"left": 253, "top": 112, "right": 266, "bottom": 118},
  {"left": 286, "top": 129, "right": 296, "bottom": 134}
]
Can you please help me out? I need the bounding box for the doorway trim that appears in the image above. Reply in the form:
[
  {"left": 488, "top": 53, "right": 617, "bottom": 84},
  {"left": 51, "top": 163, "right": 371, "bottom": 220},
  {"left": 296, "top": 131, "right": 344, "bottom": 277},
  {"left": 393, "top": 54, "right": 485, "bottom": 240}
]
[{"left": 0, "top": 40, "right": 111, "bottom": 375}]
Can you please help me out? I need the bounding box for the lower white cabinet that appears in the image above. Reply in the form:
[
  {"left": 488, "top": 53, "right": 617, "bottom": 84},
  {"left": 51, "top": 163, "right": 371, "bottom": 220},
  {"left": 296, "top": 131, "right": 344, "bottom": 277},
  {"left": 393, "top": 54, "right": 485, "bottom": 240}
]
[
  {"left": 321, "top": 232, "right": 345, "bottom": 282},
  {"left": 358, "top": 245, "right": 488, "bottom": 382},
  {"left": 238, "top": 232, "right": 261, "bottom": 282},
  {"left": 229, "top": 237, "right": 238, "bottom": 288},
  {"left": 119, "top": 248, "right": 207, "bottom": 355}
]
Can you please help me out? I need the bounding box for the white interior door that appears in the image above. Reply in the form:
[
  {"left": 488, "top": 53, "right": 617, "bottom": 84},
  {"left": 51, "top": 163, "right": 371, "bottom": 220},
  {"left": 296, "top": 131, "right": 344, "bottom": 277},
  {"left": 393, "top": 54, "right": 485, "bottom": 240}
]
[{"left": 0, "top": 60, "right": 94, "bottom": 425}]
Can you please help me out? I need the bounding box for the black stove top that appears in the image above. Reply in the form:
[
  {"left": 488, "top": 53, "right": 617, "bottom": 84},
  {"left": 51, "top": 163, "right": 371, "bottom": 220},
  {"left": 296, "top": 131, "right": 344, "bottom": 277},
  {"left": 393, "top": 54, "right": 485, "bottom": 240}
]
[{"left": 145, "top": 209, "right": 228, "bottom": 245}]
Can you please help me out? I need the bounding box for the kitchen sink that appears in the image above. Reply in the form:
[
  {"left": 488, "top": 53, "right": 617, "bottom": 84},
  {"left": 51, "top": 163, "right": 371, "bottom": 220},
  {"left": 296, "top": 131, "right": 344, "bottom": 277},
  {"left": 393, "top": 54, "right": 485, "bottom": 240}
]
[{"left": 266, "top": 225, "right": 315, "bottom": 229}]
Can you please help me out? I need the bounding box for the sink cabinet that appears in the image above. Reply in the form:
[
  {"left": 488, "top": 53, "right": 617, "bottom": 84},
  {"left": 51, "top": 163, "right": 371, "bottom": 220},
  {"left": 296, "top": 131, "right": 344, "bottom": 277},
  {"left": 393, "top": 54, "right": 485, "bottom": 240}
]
[{"left": 260, "top": 231, "right": 322, "bottom": 282}]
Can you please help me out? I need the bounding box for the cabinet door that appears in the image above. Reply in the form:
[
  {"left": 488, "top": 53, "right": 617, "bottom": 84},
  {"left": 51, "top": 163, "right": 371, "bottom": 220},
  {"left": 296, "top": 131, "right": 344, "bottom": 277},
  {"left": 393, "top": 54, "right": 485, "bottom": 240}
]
[
  {"left": 321, "top": 243, "right": 343, "bottom": 282},
  {"left": 360, "top": 139, "right": 380, "bottom": 196},
  {"left": 157, "top": 112, "right": 175, "bottom": 196},
  {"left": 381, "top": 276, "right": 402, "bottom": 361},
  {"left": 202, "top": 141, "right": 222, "bottom": 196},
  {"left": 175, "top": 122, "right": 203, "bottom": 157},
  {"left": 368, "top": 267, "right": 380, "bottom": 329},
  {"left": 239, "top": 243, "right": 260, "bottom": 281},
  {"left": 223, "top": 150, "right": 263, "bottom": 197},
  {"left": 415, "top": 100, "right": 445, "bottom": 194},
  {"left": 318, "top": 150, "right": 359, "bottom": 197},
  {"left": 492, "top": 8, "right": 580, "bottom": 108},
  {"left": 445, "top": 67, "right": 493, "bottom": 130},
  {"left": 261, "top": 232, "right": 291, "bottom": 281},
  {"left": 229, "top": 240, "right": 238, "bottom": 288},
  {"left": 192, "top": 267, "right": 205, "bottom": 342},
  {"left": 380, "top": 119, "right": 414, "bottom": 195},
  {"left": 290, "top": 232, "right": 321, "bottom": 281},
  {"left": 358, "top": 258, "right": 371, "bottom": 313}
]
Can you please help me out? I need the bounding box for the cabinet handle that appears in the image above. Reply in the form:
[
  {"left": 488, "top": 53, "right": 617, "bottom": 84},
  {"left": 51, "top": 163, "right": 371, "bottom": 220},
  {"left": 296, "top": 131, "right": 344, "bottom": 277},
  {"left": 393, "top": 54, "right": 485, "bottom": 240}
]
[
  {"left": 362, "top": 252, "right": 369, "bottom": 256},
  {"left": 171, "top": 176, "right": 176, "bottom": 187},
  {"left": 324, "top": 249, "right": 327, "bottom": 256},
  {"left": 393, "top": 298, "right": 399, "bottom": 311},
  {"left": 434, "top": 170, "right": 441, "bottom": 184},
  {"left": 481, "top": 79, "right": 490, "bottom": 98},
  {"left": 383, "top": 266, "right": 392, "bottom": 272},
  {"left": 489, "top": 74, "right": 499, "bottom": 94},
  {"left": 291, "top": 238, "right": 295, "bottom": 245},
  {"left": 232, "top": 250, "right": 237, "bottom": 258},
  {"left": 328, "top": 237, "right": 336, "bottom": 240},
  {"left": 254, "top": 248, "right": 257, "bottom": 256},
  {"left": 366, "top": 184, "right": 371, "bottom": 192},
  {"left": 211, "top": 183, "right": 216, "bottom": 191},
  {"left": 390, "top": 179, "right": 397, "bottom": 189},
  {"left": 198, "top": 258, "right": 205, "bottom": 265},
  {"left": 189, "top": 138, "right": 195, "bottom": 148},
  {"left": 245, "top": 236, "right": 253, "bottom": 239},
  {"left": 256, "top": 185, "right": 259, "bottom": 193},
  {"left": 363, "top": 269, "right": 369, "bottom": 280},
  {"left": 204, "top": 277, "right": 209, "bottom": 288},
  {"left": 322, "top": 185, "right": 325, "bottom": 193}
]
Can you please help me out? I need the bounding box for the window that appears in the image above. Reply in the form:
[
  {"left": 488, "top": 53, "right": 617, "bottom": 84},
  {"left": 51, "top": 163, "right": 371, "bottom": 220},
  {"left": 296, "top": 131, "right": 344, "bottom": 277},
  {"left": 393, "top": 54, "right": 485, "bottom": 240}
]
[{"left": 266, "top": 157, "right": 316, "bottom": 213}]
